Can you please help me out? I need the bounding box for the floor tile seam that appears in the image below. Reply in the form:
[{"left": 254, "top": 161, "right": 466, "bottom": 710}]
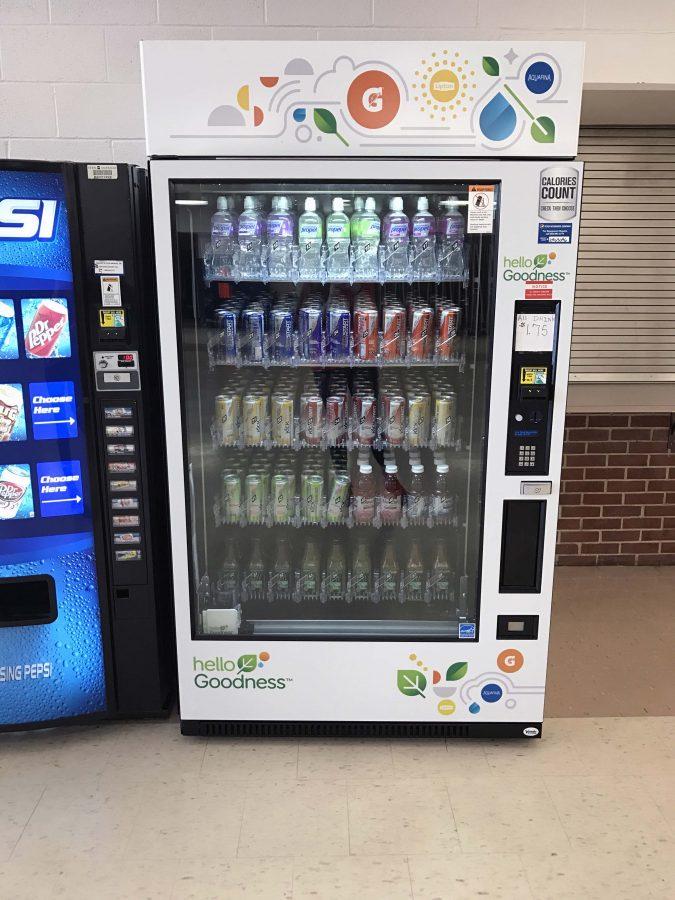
[
  {"left": 7, "top": 785, "right": 47, "bottom": 862},
  {"left": 518, "top": 850, "right": 549, "bottom": 900},
  {"left": 404, "top": 855, "right": 414, "bottom": 899},
  {"left": 444, "top": 780, "right": 464, "bottom": 854},
  {"left": 539, "top": 774, "right": 586, "bottom": 852}
]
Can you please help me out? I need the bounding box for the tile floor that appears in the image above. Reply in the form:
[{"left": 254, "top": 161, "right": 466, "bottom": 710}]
[
  {"left": 0, "top": 565, "right": 673, "bottom": 898},
  {"left": 0, "top": 715, "right": 672, "bottom": 898}
]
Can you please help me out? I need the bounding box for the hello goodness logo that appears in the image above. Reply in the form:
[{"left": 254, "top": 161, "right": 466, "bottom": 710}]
[{"left": 193, "top": 652, "right": 291, "bottom": 690}]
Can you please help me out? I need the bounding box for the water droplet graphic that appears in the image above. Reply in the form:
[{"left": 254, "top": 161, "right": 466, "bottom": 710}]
[
  {"left": 469, "top": 702, "right": 480, "bottom": 714},
  {"left": 479, "top": 92, "right": 517, "bottom": 142}
]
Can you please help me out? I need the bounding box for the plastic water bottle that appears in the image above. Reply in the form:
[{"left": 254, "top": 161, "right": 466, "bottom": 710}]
[
  {"left": 238, "top": 195, "right": 265, "bottom": 278},
  {"left": 382, "top": 196, "right": 410, "bottom": 280},
  {"left": 210, "top": 196, "right": 237, "bottom": 277},
  {"left": 267, "top": 195, "right": 294, "bottom": 278},
  {"left": 411, "top": 196, "right": 437, "bottom": 279},
  {"left": 432, "top": 462, "right": 453, "bottom": 523},
  {"left": 407, "top": 461, "right": 426, "bottom": 524},
  {"left": 326, "top": 197, "right": 351, "bottom": 279},
  {"left": 353, "top": 196, "right": 380, "bottom": 279},
  {"left": 438, "top": 196, "right": 465, "bottom": 278},
  {"left": 298, "top": 197, "right": 324, "bottom": 280}
]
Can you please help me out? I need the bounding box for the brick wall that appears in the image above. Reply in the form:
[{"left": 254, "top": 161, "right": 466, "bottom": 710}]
[
  {"left": 1, "top": 1, "right": 675, "bottom": 163},
  {"left": 557, "top": 413, "right": 674, "bottom": 565}
]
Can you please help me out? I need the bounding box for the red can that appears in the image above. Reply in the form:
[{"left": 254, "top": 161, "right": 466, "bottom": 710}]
[
  {"left": 353, "top": 393, "right": 376, "bottom": 446},
  {"left": 382, "top": 306, "right": 406, "bottom": 360},
  {"left": 436, "top": 305, "right": 461, "bottom": 359},
  {"left": 24, "top": 298, "right": 69, "bottom": 358},
  {"left": 353, "top": 306, "right": 379, "bottom": 360},
  {"left": 300, "top": 392, "right": 324, "bottom": 445},
  {"left": 382, "top": 391, "right": 406, "bottom": 446},
  {"left": 326, "top": 393, "right": 348, "bottom": 445},
  {"left": 409, "top": 306, "right": 434, "bottom": 359}
]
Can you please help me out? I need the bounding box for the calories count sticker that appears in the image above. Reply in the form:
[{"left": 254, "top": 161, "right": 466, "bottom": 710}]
[{"left": 21, "top": 298, "right": 71, "bottom": 359}]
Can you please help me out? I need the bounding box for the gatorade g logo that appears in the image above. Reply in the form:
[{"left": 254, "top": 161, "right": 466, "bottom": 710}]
[
  {"left": 347, "top": 70, "right": 400, "bottom": 129},
  {"left": 0, "top": 199, "right": 58, "bottom": 240},
  {"left": 363, "top": 86, "right": 383, "bottom": 112},
  {"left": 497, "top": 649, "right": 524, "bottom": 673}
]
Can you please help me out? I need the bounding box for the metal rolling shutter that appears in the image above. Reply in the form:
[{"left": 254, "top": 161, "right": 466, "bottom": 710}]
[{"left": 571, "top": 127, "right": 675, "bottom": 382}]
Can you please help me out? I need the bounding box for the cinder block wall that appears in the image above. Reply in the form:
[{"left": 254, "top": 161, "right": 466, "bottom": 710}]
[
  {"left": 557, "top": 414, "right": 674, "bottom": 565},
  {"left": 1, "top": 0, "right": 674, "bottom": 163}
]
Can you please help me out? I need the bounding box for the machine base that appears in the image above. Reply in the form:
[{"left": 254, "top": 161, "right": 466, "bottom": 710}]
[{"left": 180, "top": 719, "right": 543, "bottom": 739}]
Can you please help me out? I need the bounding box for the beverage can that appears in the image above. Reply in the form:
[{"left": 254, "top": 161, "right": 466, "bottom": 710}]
[
  {"left": 382, "top": 391, "right": 406, "bottom": 446},
  {"left": 271, "top": 473, "right": 293, "bottom": 523},
  {"left": 300, "top": 392, "right": 324, "bottom": 446},
  {"left": 434, "top": 391, "right": 457, "bottom": 447},
  {"left": 436, "top": 305, "right": 461, "bottom": 359},
  {"left": 299, "top": 305, "right": 323, "bottom": 359},
  {"left": 242, "top": 306, "right": 265, "bottom": 361},
  {"left": 326, "top": 472, "right": 350, "bottom": 523},
  {"left": 353, "top": 393, "right": 376, "bottom": 446},
  {"left": 353, "top": 306, "right": 379, "bottom": 360},
  {"left": 221, "top": 471, "right": 242, "bottom": 522},
  {"left": 215, "top": 307, "right": 238, "bottom": 361},
  {"left": 242, "top": 393, "right": 268, "bottom": 446},
  {"left": 244, "top": 472, "right": 265, "bottom": 524},
  {"left": 0, "top": 384, "right": 24, "bottom": 442},
  {"left": 0, "top": 464, "right": 31, "bottom": 519},
  {"left": 271, "top": 393, "right": 294, "bottom": 446},
  {"left": 215, "top": 392, "right": 240, "bottom": 446},
  {"left": 301, "top": 472, "right": 324, "bottom": 523},
  {"left": 325, "top": 393, "right": 348, "bottom": 446},
  {"left": 382, "top": 306, "right": 406, "bottom": 360},
  {"left": 408, "top": 391, "right": 431, "bottom": 446},
  {"left": 271, "top": 307, "right": 294, "bottom": 360},
  {"left": 24, "top": 298, "right": 69, "bottom": 359},
  {"left": 327, "top": 306, "right": 351, "bottom": 357},
  {"left": 409, "top": 305, "right": 434, "bottom": 359}
]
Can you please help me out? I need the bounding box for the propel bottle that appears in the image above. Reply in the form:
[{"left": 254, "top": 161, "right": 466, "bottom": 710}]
[
  {"left": 326, "top": 197, "right": 351, "bottom": 279},
  {"left": 438, "top": 197, "right": 465, "bottom": 278},
  {"left": 382, "top": 196, "right": 410, "bottom": 279},
  {"left": 411, "top": 196, "right": 437, "bottom": 278},
  {"left": 210, "top": 196, "right": 237, "bottom": 277},
  {"left": 267, "top": 195, "right": 294, "bottom": 278},
  {"left": 298, "top": 197, "right": 323, "bottom": 280},
  {"left": 238, "top": 195, "right": 265, "bottom": 278},
  {"left": 352, "top": 196, "right": 380, "bottom": 279}
]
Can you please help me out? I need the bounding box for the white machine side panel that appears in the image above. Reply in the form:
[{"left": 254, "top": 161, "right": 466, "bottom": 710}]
[
  {"left": 150, "top": 158, "right": 582, "bottom": 726},
  {"left": 141, "top": 41, "right": 584, "bottom": 159}
]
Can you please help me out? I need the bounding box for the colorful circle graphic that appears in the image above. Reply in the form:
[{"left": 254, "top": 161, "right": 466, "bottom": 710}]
[
  {"left": 429, "top": 69, "right": 459, "bottom": 103},
  {"left": 437, "top": 699, "right": 456, "bottom": 716},
  {"left": 525, "top": 61, "right": 555, "bottom": 95},
  {"left": 347, "top": 70, "right": 400, "bottom": 129},
  {"left": 497, "top": 649, "right": 524, "bottom": 673},
  {"left": 481, "top": 683, "right": 503, "bottom": 704}
]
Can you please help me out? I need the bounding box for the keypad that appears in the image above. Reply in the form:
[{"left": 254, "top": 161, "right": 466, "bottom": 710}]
[{"left": 518, "top": 444, "right": 536, "bottom": 468}]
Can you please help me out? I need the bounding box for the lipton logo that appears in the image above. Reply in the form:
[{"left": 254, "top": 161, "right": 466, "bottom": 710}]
[{"left": 193, "top": 652, "right": 291, "bottom": 690}]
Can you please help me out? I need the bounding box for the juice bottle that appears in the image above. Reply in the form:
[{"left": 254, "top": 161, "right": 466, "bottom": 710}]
[
  {"left": 432, "top": 462, "right": 452, "bottom": 523},
  {"left": 381, "top": 461, "right": 403, "bottom": 525},
  {"left": 429, "top": 538, "right": 452, "bottom": 602},
  {"left": 405, "top": 539, "right": 426, "bottom": 602},
  {"left": 271, "top": 537, "right": 292, "bottom": 600},
  {"left": 245, "top": 537, "right": 265, "bottom": 599},
  {"left": 379, "top": 540, "right": 400, "bottom": 601},
  {"left": 353, "top": 461, "right": 376, "bottom": 524},
  {"left": 407, "top": 461, "right": 426, "bottom": 524},
  {"left": 325, "top": 539, "right": 347, "bottom": 601},
  {"left": 351, "top": 537, "right": 372, "bottom": 601},
  {"left": 217, "top": 540, "right": 239, "bottom": 603},
  {"left": 299, "top": 539, "right": 321, "bottom": 599}
]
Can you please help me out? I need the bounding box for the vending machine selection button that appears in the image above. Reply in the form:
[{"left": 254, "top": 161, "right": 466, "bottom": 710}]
[
  {"left": 104, "top": 406, "right": 133, "bottom": 419},
  {"left": 107, "top": 443, "right": 135, "bottom": 455},
  {"left": 115, "top": 549, "right": 142, "bottom": 562},
  {"left": 109, "top": 479, "right": 137, "bottom": 492},
  {"left": 112, "top": 514, "right": 140, "bottom": 527},
  {"left": 113, "top": 532, "right": 141, "bottom": 545},
  {"left": 520, "top": 481, "right": 552, "bottom": 496},
  {"left": 105, "top": 425, "right": 134, "bottom": 437},
  {"left": 37, "top": 460, "right": 84, "bottom": 517},
  {"left": 29, "top": 381, "right": 78, "bottom": 440},
  {"left": 108, "top": 461, "right": 136, "bottom": 474},
  {"left": 111, "top": 496, "right": 139, "bottom": 509}
]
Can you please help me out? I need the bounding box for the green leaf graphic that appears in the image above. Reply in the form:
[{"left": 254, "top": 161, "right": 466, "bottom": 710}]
[
  {"left": 237, "top": 654, "right": 257, "bottom": 674},
  {"left": 446, "top": 662, "right": 468, "bottom": 681},
  {"left": 531, "top": 116, "right": 555, "bottom": 144},
  {"left": 482, "top": 56, "right": 500, "bottom": 77},
  {"left": 397, "top": 669, "right": 427, "bottom": 698},
  {"left": 313, "top": 108, "right": 349, "bottom": 146},
  {"left": 534, "top": 253, "right": 548, "bottom": 268}
]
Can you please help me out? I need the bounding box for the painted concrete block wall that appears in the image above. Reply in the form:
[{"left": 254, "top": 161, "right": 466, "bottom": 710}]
[{"left": 0, "top": 1, "right": 674, "bottom": 164}]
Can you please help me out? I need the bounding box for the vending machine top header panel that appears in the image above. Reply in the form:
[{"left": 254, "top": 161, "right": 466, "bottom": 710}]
[{"left": 141, "top": 40, "right": 585, "bottom": 159}]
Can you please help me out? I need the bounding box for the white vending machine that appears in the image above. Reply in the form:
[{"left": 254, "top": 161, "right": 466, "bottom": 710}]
[{"left": 142, "top": 40, "right": 584, "bottom": 737}]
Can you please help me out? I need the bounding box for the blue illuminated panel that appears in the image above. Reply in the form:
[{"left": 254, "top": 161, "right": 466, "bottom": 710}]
[{"left": 0, "top": 168, "right": 106, "bottom": 726}]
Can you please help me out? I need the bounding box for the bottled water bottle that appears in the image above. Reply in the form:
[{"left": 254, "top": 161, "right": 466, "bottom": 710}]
[
  {"left": 210, "top": 196, "right": 237, "bottom": 278},
  {"left": 326, "top": 197, "right": 351, "bottom": 279},
  {"left": 352, "top": 196, "right": 380, "bottom": 280},
  {"left": 438, "top": 196, "right": 466, "bottom": 279},
  {"left": 411, "top": 196, "right": 437, "bottom": 279},
  {"left": 298, "top": 197, "right": 324, "bottom": 280},
  {"left": 267, "top": 195, "right": 294, "bottom": 279},
  {"left": 237, "top": 195, "right": 265, "bottom": 278},
  {"left": 382, "top": 196, "right": 410, "bottom": 280}
]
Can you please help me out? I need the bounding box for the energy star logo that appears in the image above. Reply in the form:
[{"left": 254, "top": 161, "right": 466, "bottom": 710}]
[
  {"left": 502, "top": 250, "right": 568, "bottom": 281},
  {"left": 397, "top": 652, "right": 469, "bottom": 716},
  {"left": 0, "top": 199, "right": 58, "bottom": 240},
  {"left": 193, "top": 651, "right": 291, "bottom": 690}
]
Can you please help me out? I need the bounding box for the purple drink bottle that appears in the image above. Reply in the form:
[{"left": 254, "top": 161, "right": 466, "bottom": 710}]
[{"left": 382, "top": 196, "right": 410, "bottom": 279}]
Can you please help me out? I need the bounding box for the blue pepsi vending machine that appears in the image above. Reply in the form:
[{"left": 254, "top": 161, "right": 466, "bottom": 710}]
[{"left": 0, "top": 160, "right": 173, "bottom": 730}]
